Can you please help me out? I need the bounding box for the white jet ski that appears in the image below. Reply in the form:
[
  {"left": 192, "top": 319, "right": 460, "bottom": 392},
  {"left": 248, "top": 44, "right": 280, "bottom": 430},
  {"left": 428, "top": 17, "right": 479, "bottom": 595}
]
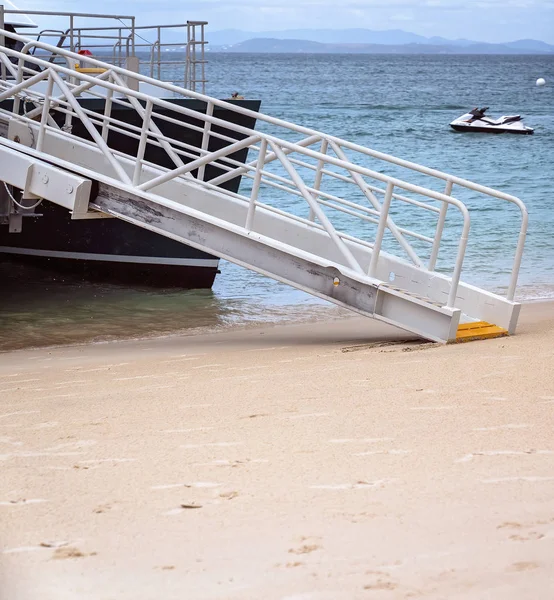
[{"left": 450, "top": 107, "right": 534, "bottom": 135}]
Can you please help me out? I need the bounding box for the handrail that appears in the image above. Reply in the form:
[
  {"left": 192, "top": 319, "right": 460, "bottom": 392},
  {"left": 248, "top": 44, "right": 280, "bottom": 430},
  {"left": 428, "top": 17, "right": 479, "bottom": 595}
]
[
  {"left": 62, "top": 23, "right": 193, "bottom": 33},
  {"left": 0, "top": 32, "right": 526, "bottom": 305},
  {"left": 2, "top": 9, "right": 134, "bottom": 19},
  {"left": 0, "top": 11, "right": 204, "bottom": 88},
  {"left": 1, "top": 44, "right": 468, "bottom": 206}
]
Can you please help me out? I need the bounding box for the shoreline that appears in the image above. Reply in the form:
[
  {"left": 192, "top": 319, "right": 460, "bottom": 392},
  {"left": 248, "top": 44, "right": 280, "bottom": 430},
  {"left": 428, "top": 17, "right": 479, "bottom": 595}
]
[
  {"left": 1, "top": 300, "right": 553, "bottom": 373},
  {"left": 0, "top": 303, "right": 352, "bottom": 355},
  {"left": 1, "top": 297, "right": 554, "bottom": 357}
]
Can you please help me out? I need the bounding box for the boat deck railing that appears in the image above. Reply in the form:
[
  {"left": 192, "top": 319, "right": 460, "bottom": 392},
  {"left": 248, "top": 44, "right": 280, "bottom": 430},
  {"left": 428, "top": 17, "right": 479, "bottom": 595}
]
[{"left": 0, "top": 6, "right": 207, "bottom": 91}]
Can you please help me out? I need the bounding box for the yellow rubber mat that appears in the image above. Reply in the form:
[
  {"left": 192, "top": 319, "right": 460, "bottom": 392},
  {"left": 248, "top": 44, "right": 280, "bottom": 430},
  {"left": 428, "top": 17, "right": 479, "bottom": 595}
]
[{"left": 455, "top": 321, "right": 509, "bottom": 343}]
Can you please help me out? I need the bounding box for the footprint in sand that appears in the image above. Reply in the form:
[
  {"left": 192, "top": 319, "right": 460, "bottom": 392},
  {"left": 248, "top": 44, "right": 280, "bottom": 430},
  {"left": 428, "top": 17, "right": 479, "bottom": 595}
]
[
  {"left": 40, "top": 541, "right": 70, "bottom": 549},
  {"left": 288, "top": 544, "right": 321, "bottom": 555},
  {"left": 498, "top": 520, "right": 551, "bottom": 541},
  {"left": 0, "top": 498, "right": 48, "bottom": 506},
  {"left": 363, "top": 580, "right": 397, "bottom": 590},
  {"left": 219, "top": 491, "right": 239, "bottom": 500},
  {"left": 93, "top": 503, "right": 115, "bottom": 514},
  {"left": 509, "top": 531, "right": 545, "bottom": 541},
  {"left": 497, "top": 521, "right": 523, "bottom": 530},
  {"left": 509, "top": 561, "right": 540, "bottom": 571},
  {"left": 52, "top": 547, "right": 96, "bottom": 559}
]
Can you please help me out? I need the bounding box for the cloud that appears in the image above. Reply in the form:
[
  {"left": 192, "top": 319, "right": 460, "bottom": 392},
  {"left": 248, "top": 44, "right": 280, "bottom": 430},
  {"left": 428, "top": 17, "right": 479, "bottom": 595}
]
[
  {"left": 8, "top": 0, "right": 554, "bottom": 43},
  {"left": 390, "top": 12, "right": 416, "bottom": 21}
]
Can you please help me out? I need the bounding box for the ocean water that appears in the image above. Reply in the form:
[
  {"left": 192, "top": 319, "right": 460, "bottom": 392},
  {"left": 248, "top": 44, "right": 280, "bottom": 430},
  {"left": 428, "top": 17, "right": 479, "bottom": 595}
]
[{"left": 1, "top": 53, "right": 553, "bottom": 351}]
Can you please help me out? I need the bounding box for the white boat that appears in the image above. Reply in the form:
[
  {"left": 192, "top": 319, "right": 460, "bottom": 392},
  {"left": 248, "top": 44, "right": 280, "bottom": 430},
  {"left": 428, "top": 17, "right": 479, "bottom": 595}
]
[{"left": 450, "top": 107, "right": 534, "bottom": 135}]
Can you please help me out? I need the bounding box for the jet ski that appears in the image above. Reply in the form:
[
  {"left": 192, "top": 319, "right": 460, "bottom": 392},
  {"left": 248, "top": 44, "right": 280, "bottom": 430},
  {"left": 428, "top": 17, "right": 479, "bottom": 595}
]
[{"left": 450, "top": 107, "right": 534, "bottom": 135}]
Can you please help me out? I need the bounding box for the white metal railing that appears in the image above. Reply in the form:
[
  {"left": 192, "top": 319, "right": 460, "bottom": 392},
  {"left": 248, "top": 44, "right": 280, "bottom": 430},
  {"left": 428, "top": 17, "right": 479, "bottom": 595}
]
[
  {"left": 0, "top": 8, "right": 135, "bottom": 55},
  {"left": 0, "top": 32, "right": 528, "bottom": 306},
  {"left": 63, "top": 22, "right": 207, "bottom": 89},
  {"left": 0, "top": 6, "right": 206, "bottom": 92}
]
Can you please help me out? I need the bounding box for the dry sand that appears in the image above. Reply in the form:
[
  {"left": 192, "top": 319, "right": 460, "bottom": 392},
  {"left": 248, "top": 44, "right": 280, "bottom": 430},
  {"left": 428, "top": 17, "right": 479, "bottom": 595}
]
[{"left": 1, "top": 302, "right": 553, "bottom": 600}]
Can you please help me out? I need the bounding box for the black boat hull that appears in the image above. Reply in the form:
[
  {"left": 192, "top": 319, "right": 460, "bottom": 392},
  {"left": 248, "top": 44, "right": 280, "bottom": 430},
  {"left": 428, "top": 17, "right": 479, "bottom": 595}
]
[
  {"left": 0, "top": 200, "right": 220, "bottom": 287},
  {"left": 0, "top": 97, "right": 261, "bottom": 287}
]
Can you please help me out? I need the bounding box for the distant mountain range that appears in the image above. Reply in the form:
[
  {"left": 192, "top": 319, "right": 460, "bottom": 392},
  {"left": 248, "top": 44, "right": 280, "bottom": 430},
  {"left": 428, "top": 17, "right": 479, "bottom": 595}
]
[{"left": 206, "top": 28, "right": 554, "bottom": 54}]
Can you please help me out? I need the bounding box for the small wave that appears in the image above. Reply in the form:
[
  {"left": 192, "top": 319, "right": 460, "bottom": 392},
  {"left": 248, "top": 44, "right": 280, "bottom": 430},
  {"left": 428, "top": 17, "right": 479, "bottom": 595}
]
[
  {"left": 357, "top": 104, "right": 469, "bottom": 111},
  {"left": 492, "top": 281, "right": 554, "bottom": 302},
  {"left": 359, "top": 104, "right": 412, "bottom": 110},
  {"left": 514, "top": 284, "right": 554, "bottom": 302}
]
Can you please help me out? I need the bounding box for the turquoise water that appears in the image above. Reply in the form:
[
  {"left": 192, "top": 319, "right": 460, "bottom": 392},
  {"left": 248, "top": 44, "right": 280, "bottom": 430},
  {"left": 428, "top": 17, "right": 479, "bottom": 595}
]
[
  {"left": 208, "top": 53, "right": 554, "bottom": 300},
  {"left": 1, "top": 53, "right": 553, "bottom": 350}
]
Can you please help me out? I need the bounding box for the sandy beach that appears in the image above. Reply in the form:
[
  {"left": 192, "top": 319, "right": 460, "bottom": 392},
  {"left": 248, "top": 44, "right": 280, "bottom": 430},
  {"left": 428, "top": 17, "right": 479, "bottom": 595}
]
[{"left": 1, "top": 301, "right": 553, "bottom": 599}]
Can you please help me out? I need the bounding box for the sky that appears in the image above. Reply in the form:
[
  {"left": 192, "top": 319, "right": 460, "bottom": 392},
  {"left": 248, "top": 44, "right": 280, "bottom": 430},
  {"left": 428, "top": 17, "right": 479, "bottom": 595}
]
[{"left": 12, "top": 0, "right": 554, "bottom": 44}]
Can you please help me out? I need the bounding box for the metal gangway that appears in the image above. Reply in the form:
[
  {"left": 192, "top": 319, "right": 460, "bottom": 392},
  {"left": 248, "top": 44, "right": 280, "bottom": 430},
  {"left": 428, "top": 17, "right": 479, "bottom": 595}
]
[{"left": 0, "top": 31, "right": 528, "bottom": 343}]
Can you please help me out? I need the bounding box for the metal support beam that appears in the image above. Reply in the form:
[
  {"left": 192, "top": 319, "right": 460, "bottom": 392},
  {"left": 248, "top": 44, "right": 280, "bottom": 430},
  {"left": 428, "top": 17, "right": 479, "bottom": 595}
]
[
  {"left": 0, "top": 142, "right": 92, "bottom": 216},
  {"left": 92, "top": 181, "right": 460, "bottom": 342}
]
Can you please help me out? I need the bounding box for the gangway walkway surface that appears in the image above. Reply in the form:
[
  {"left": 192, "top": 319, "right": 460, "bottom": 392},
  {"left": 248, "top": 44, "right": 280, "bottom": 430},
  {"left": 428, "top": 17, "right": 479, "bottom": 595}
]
[{"left": 0, "top": 29, "right": 528, "bottom": 343}]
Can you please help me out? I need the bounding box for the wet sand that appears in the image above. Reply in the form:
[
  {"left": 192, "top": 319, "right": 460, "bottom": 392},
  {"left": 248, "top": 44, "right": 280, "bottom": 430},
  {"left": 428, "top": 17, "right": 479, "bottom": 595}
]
[{"left": 1, "top": 301, "right": 553, "bottom": 599}]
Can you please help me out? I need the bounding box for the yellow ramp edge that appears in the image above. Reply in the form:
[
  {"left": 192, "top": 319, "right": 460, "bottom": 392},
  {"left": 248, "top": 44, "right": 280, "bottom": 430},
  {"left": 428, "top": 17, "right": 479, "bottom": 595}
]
[{"left": 455, "top": 321, "right": 509, "bottom": 343}]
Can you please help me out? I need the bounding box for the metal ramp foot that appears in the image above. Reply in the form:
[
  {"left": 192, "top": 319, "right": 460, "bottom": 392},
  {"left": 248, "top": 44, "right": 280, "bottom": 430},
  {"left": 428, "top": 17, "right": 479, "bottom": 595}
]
[{"left": 454, "top": 321, "right": 509, "bottom": 343}]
